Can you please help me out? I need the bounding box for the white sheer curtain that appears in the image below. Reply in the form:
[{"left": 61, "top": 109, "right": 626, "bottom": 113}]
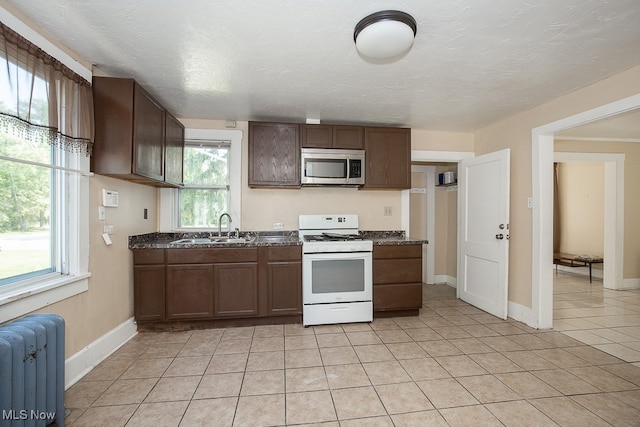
[{"left": 0, "top": 22, "right": 94, "bottom": 155}]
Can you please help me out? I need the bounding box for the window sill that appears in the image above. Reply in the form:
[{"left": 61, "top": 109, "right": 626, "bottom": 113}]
[{"left": 0, "top": 273, "right": 91, "bottom": 324}]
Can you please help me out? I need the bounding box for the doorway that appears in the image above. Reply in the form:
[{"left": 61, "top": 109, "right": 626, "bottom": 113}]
[
  {"left": 409, "top": 163, "right": 460, "bottom": 287},
  {"left": 532, "top": 94, "right": 640, "bottom": 329},
  {"left": 406, "top": 151, "right": 473, "bottom": 288}
]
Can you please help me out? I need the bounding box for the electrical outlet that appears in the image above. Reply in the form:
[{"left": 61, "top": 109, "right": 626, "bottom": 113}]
[
  {"left": 527, "top": 197, "right": 533, "bottom": 209},
  {"left": 384, "top": 206, "right": 392, "bottom": 216},
  {"left": 273, "top": 222, "right": 284, "bottom": 230}
]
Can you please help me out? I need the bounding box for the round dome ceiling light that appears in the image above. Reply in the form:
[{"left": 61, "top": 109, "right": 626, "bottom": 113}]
[{"left": 353, "top": 10, "right": 417, "bottom": 60}]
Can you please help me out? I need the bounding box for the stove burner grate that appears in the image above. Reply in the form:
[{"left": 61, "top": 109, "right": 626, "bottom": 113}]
[{"left": 304, "top": 233, "right": 363, "bottom": 242}]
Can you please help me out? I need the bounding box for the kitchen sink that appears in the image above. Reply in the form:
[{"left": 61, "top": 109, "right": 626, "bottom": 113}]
[
  {"left": 170, "top": 237, "right": 252, "bottom": 245},
  {"left": 257, "top": 236, "right": 291, "bottom": 243}
]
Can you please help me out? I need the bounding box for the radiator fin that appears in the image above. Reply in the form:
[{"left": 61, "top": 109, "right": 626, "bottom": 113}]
[{"left": 0, "top": 314, "right": 65, "bottom": 427}]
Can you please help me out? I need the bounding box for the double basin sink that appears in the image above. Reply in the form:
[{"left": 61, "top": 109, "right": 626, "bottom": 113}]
[
  {"left": 170, "top": 235, "right": 292, "bottom": 245},
  {"left": 171, "top": 236, "right": 252, "bottom": 245}
]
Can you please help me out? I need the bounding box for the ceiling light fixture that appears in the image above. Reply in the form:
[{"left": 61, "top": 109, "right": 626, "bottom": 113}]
[{"left": 353, "top": 10, "right": 417, "bottom": 60}]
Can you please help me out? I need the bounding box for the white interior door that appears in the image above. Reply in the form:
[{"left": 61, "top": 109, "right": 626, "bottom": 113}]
[{"left": 457, "top": 149, "right": 510, "bottom": 319}]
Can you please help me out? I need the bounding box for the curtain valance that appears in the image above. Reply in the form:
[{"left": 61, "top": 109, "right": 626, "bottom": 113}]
[{"left": 0, "top": 22, "right": 94, "bottom": 155}]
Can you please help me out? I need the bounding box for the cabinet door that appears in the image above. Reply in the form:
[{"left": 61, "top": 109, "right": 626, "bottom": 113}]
[
  {"left": 134, "top": 265, "right": 165, "bottom": 322},
  {"left": 268, "top": 261, "right": 302, "bottom": 315},
  {"left": 334, "top": 126, "right": 364, "bottom": 149},
  {"left": 214, "top": 263, "right": 259, "bottom": 317},
  {"left": 364, "top": 127, "right": 411, "bottom": 189},
  {"left": 166, "top": 264, "right": 214, "bottom": 319},
  {"left": 302, "top": 124, "right": 333, "bottom": 148},
  {"left": 249, "top": 122, "right": 301, "bottom": 187},
  {"left": 133, "top": 84, "right": 165, "bottom": 181},
  {"left": 164, "top": 111, "right": 184, "bottom": 186}
]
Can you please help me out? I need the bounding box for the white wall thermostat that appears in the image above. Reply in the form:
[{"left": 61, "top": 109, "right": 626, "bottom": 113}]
[{"left": 102, "top": 189, "right": 119, "bottom": 207}]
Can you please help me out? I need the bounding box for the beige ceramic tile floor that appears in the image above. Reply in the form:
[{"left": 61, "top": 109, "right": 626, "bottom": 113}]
[
  {"left": 65, "top": 280, "right": 640, "bottom": 426},
  {"left": 553, "top": 270, "right": 640, "bottom": 366}
]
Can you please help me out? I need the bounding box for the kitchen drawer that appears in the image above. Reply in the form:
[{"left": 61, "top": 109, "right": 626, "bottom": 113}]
[
  {"left": 373, "top": 244, "right": 421, "bottom": 259},
  {"left": 373, "top": 283, "right": 423, "bottom": 311},
  {"left": 267, "top": 246, "right": 302, "bottom": 261},
  {"left": 166, "top": 247, "right": 258, "bottom": 264},
  {"left": 374, "top": 258, "right": 422, "bottom": 284},
  {"left": 134, "top": 249, "right": 165, "bottom": 265}
]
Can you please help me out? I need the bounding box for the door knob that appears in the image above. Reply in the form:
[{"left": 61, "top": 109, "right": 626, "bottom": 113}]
[{"left": 496, "top": 234, "right": 504, "bottom": 240}]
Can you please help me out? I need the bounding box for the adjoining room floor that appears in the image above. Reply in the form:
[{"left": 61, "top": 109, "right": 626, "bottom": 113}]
[
  {"left": 553, "top": 270, "right": 640, "bottom": 365},
  {"left": 65, "top": 283, "right": 640, "bottom": 426}
]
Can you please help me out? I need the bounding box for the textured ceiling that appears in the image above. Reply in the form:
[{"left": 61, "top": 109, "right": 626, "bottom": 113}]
[{"left": 5, "top": 0, "right": 640, "bottom": 132}]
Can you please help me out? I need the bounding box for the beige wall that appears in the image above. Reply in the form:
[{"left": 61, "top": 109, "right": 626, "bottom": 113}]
[
  {"left": 558, "top": 163, "right": 604, "bottom": 256},
  {"left": 412, "top": 129, "right": 474, "bottom": 152},
  {"left": 555, "top": 162, "right": 605, "bottom": 257},
  {"left": 475, "top": 64, "right": 640, "bottom": 308},
  {"left": 181, "top": 119, "right": 475, "bottom": 232},
  {"left": 34, "top": 176, "right": 157, "bottom": 357},
  {"left": 555, "top": 139, "right": 640, "bottom": 278},
  {"left": 432, "top": 164, "right": 458, "bottom": 278}
]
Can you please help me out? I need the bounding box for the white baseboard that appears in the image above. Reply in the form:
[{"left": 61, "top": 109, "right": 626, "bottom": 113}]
[
  {"left": 65, "top": 317, "right": 137, "bottom": 389},
  {"left": 434, "top": 275, "right": 457, "bottom": 288},
  {"left": 507, "top": 300, "right": 539, "bottom": 329},
  {"left": 620, "top": 278, "right": 640, "bottom": 290}
]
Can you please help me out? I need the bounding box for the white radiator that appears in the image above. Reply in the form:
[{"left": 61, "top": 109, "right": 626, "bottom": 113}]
[{"left": 0, "top": 314, "right": 65, "bottom": 427}]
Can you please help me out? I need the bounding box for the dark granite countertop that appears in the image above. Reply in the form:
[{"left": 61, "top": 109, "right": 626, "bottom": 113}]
[
  {"left": 129, "top": 230, "right": 427, "bottom": 250},
  {"left": 362, "top": 231, "right": 428, "bottom": 246},
  {"left": 128, "top": 231, "right": 301, "bottom": 249}
]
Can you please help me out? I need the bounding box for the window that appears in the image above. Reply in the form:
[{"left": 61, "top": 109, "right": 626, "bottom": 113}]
[
  {"left": 0, "top": 21, "right": 92, "bottom": 322},
  {"left": 0, "top": 130, "right": 59, "bottom": 285},
  {"left": 159, "top": 128, "right": 242, "bottom": 232},
  {"left": 179, "top": 140, "right": 231, "bottom": 228}
]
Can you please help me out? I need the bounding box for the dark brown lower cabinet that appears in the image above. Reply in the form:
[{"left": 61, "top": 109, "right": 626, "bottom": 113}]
[
  {"left": 166, "top": 264, "right": 214, "bottom": 319},
  {"left": 267, "top": 246, "right": 302, "bottom": 315},
  {"left": 214, "top": 262, "right": 259, "bottom": 317},
  {"left": 373, "top": 244, "right": 423, "bottom": 315},
  {"left": 132, "top": 246, "right": 301, "bottom": 327},
  {"left": 133, "top": 249, "right": 165, "bottom": 322},
  {"left": 134, "top": 265, "right": 165, "bottom": 322}
]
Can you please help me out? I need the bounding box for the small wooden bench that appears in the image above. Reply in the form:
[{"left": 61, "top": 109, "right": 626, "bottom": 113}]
[{"left": 553, "top": 253, "right": 604, "bottom": 283}]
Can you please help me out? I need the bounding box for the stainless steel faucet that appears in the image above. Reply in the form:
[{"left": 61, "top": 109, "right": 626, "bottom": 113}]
[{"left": 218, "top": 213, "right": 232, "bottom": 236}]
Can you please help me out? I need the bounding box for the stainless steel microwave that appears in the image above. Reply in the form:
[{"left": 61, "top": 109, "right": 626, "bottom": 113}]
[{"left": 301, "top": 148, "right": 365, "bottom": 186}]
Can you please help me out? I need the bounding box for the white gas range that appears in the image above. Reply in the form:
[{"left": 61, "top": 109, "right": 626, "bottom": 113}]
[{"left": 298, "top": 214, "right": 373, "bottom": 327}]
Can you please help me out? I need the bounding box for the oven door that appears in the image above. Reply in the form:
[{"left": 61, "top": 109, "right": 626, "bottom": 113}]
[{"left": 302, "top": 251, "right": 372, "bottom": 304}]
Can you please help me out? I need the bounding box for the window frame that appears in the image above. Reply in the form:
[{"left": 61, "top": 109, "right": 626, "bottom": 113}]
[
  {"left": 0, "top": 9, "right": 91, "bottom": 323},
  {"left": 159, "top": 128, "right": 243, "bottom": 232},
  {"left": 0, "top": 150, "right": 90, "bottom": 323}
]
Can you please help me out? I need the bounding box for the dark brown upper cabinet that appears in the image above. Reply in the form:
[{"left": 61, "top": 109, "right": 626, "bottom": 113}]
[
  {"left": 249, "top": 122, "right": 301, "bottom": 188},
  {"left": 92, "top": 77, "right": 184, "bottom": 187},
  {"left": 164, "top": 111, "right": 185, "bottom": 187},
  {"left": 302, "top": 124, "right": 364, "bottom": 149},
  {"left": 363, "top": 127, "right": 411, "bottom": 189}
]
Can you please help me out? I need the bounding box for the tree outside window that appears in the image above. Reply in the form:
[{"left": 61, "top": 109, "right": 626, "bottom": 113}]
[{"left": 178, "top": 140, "right": 230, "bottom": 228}]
